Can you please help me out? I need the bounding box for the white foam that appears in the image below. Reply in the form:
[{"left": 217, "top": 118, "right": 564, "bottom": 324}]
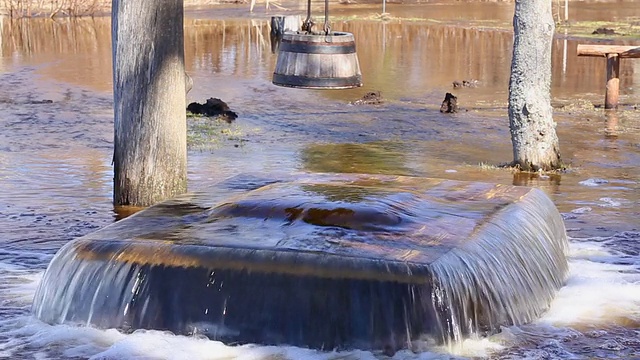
[
  {"left": 0, "top": 316, "right": 508, "bottom": 360},
  {"left": 0, "top": 268, "right": 42, "bottom": 307},
  {"left": 598, "top": 197, "right": 630, "bottom": 208},
  {"left": 2, "top": 319, "right": 381, "bottom": 360},
  {"left": 570, "top": 207, "right": 592, "bottom": 214},
  {"left": 539, "top": 241, "right": 640, "bottom": 328},
  {"left": 578, "top": 178, "right": 609, "bottom": 187}
]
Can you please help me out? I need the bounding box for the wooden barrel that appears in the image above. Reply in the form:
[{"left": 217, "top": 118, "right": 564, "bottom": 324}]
[{"left": 272, "top": 31, "right": 363, "bottom": 89}]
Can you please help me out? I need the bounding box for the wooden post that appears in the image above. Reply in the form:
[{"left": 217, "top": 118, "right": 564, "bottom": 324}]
[
  {"left": 270, "top": 15, "right": 301, "bottom": 36},
  {"left": 112, "top": 0, "right": 187, "bottom": 207},
  {"left": 577, "top": 45, "right": 640, "bottom": 110},
  {"left": 270, "top": 15, "right": 301, "bottom": 53},
  {"left": 605, "top": 53, "right": 620, "bottom": 109}
]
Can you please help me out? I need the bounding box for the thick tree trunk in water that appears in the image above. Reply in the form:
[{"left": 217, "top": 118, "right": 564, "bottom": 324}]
[
  {"left": 112, "top": 0, "right": 187, "bottom": 206},
  {"left": 508, "top": 0, "right": 561, "bottom": 171}
]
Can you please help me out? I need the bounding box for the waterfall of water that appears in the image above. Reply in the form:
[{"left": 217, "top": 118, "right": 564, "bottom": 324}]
[
  {"left": 31, "top": 175, "right": 569, "bottom": 353},
  {"left": 428, "top": 188, "right": 568, "bottom": 349}
]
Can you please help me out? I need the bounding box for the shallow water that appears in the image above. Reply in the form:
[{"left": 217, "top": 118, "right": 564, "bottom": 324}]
[{"left": 1, "top": 2, "right": 640, "bottom": 359}]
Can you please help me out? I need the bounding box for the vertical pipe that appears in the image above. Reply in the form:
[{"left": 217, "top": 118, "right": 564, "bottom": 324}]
[
  {"left": 605, "top": 53, "right": 620, "bottom": 109},
  {"left": 564, "top": 0, "right": 568, "bottom": 21}
]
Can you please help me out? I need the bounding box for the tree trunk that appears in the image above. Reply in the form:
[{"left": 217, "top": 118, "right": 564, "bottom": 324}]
[
  {"left": 508, "top": 0, "right": 561, "bottom": 171},
  {"left": 112, "top": 0, "right": 187, "bottom": 207}
]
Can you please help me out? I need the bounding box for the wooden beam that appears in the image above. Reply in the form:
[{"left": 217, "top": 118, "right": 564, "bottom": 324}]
[{"left": 577, "top": 44, "right": 640, "bottom": 58}]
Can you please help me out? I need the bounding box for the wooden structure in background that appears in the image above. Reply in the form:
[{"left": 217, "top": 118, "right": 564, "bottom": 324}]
[
  {"left": 270, "top": 15, "right": 301, "bottom": 37},
  {"left": 577, "top": 44, "right": 640, "bottom": 109}
]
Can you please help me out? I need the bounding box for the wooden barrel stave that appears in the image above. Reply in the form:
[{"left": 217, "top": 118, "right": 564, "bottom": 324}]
[{"left": 273, "top": 31, "right": 362, "bottom": 89}]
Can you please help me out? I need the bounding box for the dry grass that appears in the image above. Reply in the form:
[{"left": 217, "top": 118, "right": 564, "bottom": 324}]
[
  {"left": 0, "top": 0, "right": 278, "bottom": 17},
  {"left": 557, "top": 19, "right": 640, "bottom": 39},
  {"left": 0, "top": 0, "right": 111, "bottom": 17}
]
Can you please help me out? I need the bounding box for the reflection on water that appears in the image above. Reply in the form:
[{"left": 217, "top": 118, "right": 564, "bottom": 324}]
[
  {"left": 1, "top": 17, "right": 112, "bottom": 90},
  {"left": 1, "top": 3, "right": 640, "bottom": 359},
  {"left": 605, "top": 110, "right": 621, "bottom": 138},
  {"left": 3, "top": 13, "right": 639, "bottom": 102},
  {"left": 301, "top": 142, "right": 411, "bottom": 175}
]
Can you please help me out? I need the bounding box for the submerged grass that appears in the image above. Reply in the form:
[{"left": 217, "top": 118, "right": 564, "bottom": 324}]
[
  {"left": 187, "top": 114, "right": 247, "bottom": 151},
  {"left": 557, "top": 19, "right": 640, "bottom": 40}
]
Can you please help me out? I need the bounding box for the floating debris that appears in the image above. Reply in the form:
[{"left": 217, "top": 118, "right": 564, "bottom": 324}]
[
  {"left": 452, "top": 79, "right": 478, "bottom": 88},
  {"left": 187, "top": 98, "right": 238, "bottom": 123},
  {"left": 440, "top": 92, "right": 458, "bottom": 113},
  {"left": 592, "top": 27, "right": 617, "bottom": 35},
  {"left": 350, "top": 91, "right": 383, "bottom": 105}
]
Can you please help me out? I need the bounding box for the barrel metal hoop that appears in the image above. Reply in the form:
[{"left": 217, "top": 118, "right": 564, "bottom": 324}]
[
  {"left": 273, "top": 73, "right": 362, "bottom": 89},
  {"left": 279, "top": 39, "right": 356, "bottom": 54}
]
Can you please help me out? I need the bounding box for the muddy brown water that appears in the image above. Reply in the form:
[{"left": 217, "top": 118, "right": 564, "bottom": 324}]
[{"left": 1, "top": 1, "right": 639, "bottom": 359}]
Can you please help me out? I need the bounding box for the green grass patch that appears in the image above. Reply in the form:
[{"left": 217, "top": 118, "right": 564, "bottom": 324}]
[
  {"left": 187, "top": 116, "right": 247, "bottom": 150},
  {"left": 557, "top": 19, "right": 640, "bottom": 39}
]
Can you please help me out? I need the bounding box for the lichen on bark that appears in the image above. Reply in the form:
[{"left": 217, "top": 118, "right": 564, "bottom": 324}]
[{"left": 508, "top": 0, "right": 562, "bottom": 172}]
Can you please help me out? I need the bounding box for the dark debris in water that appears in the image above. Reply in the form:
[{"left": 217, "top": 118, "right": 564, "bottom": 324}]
[
  {"left": 592, "top": 27, "right": 618, "bottom": 35},
  {"left": 187, "top": 98, "right": 238, "bottom": 123},
  {"left": 0, "top": 98, "right": 53, "bottom": 105},
  {"left": 350, "top": 91, "right": 384, "bottom": 105},
  {"left": 452, "top": 79, "right": 478, "bottom": 88},
  {"left": 440, "top": 92, "right": 458, "bottom": 113}
]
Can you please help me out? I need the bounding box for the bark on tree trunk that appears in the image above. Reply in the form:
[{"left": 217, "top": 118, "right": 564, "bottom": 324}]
[
  {"left": 112, "top": 0, "right": 187, "bottom": 206},
  {"left": 508, "top": 0, "right": 561, "bottom": 171}
]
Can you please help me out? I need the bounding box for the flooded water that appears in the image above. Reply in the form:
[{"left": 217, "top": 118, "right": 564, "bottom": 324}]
[{"left": 1, "top": 1, "right": 640, "bottom": 359}]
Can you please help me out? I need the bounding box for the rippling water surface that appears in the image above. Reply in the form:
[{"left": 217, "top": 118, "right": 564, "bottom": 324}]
[{"left": 1, "top": 2, "right": 639, "bottom": 359}]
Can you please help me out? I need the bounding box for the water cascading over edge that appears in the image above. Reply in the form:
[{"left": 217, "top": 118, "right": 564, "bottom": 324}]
[{"left": 32, "top": 173, "right": 569, "bottom": 352}]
